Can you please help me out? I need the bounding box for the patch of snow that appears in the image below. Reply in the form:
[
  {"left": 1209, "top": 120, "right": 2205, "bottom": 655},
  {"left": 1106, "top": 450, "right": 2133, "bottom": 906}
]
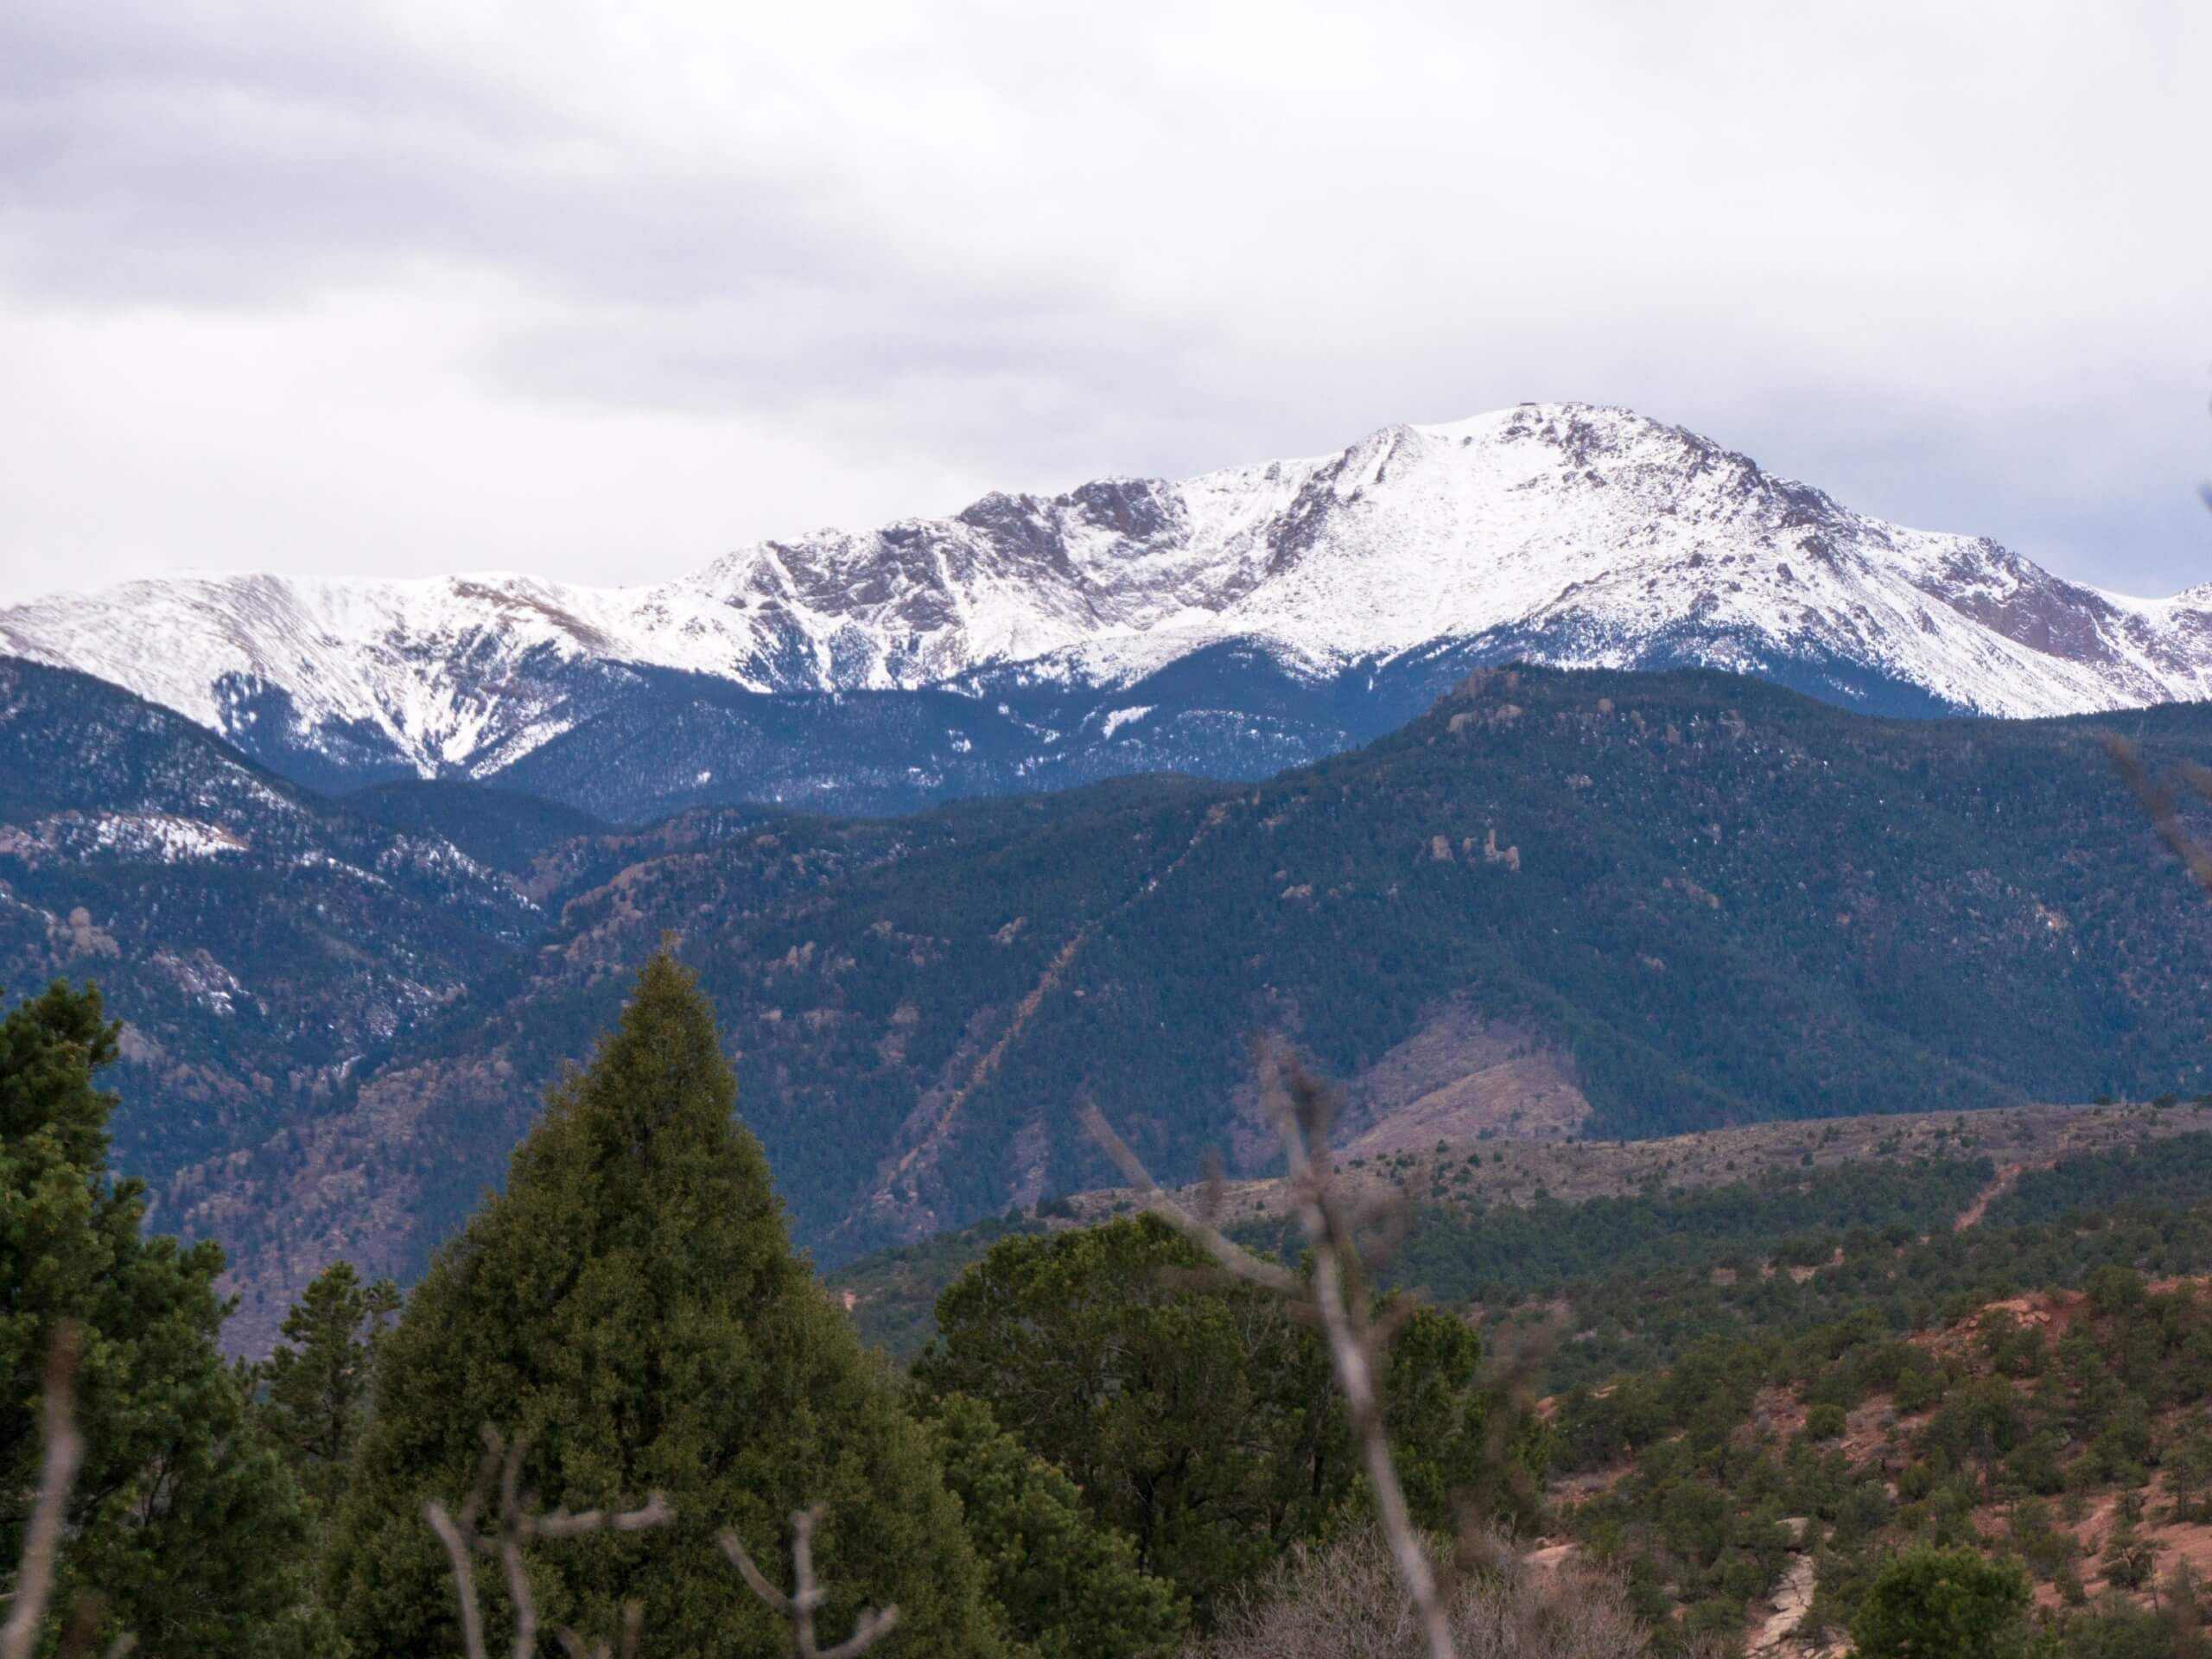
[
  {"left": 1100, "top": 705, "right": 1154, "bottom": 738},
  {"left": 3, "top": 812, "right": 250, "bottom": 864}
]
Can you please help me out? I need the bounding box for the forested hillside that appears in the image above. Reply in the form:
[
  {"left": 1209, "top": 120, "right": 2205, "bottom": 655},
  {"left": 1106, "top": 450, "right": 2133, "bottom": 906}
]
[
  {"left": 170, "top": 664, "right": 2212, "bottom": 1344},
  {"left": 0, "top": 658, "right": 550, "bottom": 1211},
  {"left": 843, "top": 1121, "right": 2212, "bottom": 1652}
]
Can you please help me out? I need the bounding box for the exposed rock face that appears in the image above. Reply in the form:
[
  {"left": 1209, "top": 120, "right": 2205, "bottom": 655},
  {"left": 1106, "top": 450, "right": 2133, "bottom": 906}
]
[
  {"left": 1332, "top": 1001, "right": 1590, "bottom": 1155},
  {"left": 1747, "top": 1548, "right": 1823, "bottom": 1656}
]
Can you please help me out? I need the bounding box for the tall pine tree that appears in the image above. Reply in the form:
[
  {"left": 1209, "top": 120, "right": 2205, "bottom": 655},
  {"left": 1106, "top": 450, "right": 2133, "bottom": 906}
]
[
  {"left": 324, "top": 954, "right": 1006, "bottom": 1658},
  {"left": 0, "top": 980, "right": 320, "bottom": 1656},
  {"left": 254, "top": 1260, "right": 400, "bottom": 1515}
]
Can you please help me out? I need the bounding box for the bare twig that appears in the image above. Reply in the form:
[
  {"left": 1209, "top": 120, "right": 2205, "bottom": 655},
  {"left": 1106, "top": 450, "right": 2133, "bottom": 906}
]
[
  {"left": 1082, "top": 1050, "right": 1461, "bottom": 1659},
  {"left": 426, "top": 1501, "right": 490, "bottom": 1659},
  {"left": 1191, "top": 1525, "right": 1662, "bottom": 1659},
  {"left": 1081, "top": 1103, "right": 1302, "bottom": 1300},
  {"left": 718, "top": 1508, "right": 899, "bottom": 1659},
  {"left": 3, "top": 1332, "right": 85, "bottom": 1659},
  {"left": 424, "top": 1427, "right": 672, "bottom": 1659}
]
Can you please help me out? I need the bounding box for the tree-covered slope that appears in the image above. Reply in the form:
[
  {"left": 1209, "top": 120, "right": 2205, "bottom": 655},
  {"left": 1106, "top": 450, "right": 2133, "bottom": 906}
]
[
  {"left": 0, "top": 657, "right": 546, "bottom": 1211},
  {"left": 338, "top": 778, "right": 612, "bottom": 874},
  {"left": 183, "top": 665, "right": 2212, "bottom": 1343}
]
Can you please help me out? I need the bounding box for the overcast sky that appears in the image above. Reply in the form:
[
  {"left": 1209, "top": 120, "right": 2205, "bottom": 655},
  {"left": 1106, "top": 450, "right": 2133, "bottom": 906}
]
[{"left": 1, "top": 0, "right": 2206, "bottom": 606}]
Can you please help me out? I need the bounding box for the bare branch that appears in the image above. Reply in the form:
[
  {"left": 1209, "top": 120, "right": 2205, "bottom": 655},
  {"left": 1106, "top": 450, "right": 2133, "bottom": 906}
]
[
  {"left": 716, "top": 1529, "right": 794, "bottom": 1618},
  {"left": 1077, "top": 1099, "right": 1303, "bottom": 1297},
  {"left": 719, "top": 1509, "right": 899, "bottom": 1659},
  {"left": 496, "top": 1440, "right": 537, "bottom": 1659},
  {"left": 3, "top": 1332, "right": 86, "bottom": 1659},
  {"left": 536, "top": 1505, "right": 675, "bottom": 1540},
  {"left": 426, "top": 1502, "right": 490, "bottom": 1659},
  {"left": 424, "top": 1428, "right": 671, "bottom": 1659}
]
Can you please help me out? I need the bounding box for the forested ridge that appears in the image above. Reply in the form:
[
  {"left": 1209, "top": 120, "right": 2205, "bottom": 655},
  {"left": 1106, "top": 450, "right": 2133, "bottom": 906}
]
[{"left": 147, "top": 664, "right": 2212, "bottom": 1340}]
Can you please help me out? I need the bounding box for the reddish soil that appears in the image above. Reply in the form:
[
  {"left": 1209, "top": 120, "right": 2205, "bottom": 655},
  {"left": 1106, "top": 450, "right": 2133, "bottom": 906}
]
[{"left": 1955, "top": 1161, "right": 2035, "bottom": 1230}]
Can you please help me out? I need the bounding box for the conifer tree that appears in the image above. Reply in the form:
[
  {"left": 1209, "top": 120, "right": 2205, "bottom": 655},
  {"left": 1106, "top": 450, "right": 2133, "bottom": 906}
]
[
  {"left": 1852, "top": 1546, "right": 2035, "bottom": 1659},
  {"left": 914, "top": 1215, "right": 1313, "bottom": 1616},
  {"left": 323, "top": 955, "right": 1006, "bottom": 1659},
  {"left": 921, "top": 1392, "right": 1185, "bottom": 1659},
  {"left": 0, "top": 980, "right": 320, "bottom": 1656},
  {"left": 255, "top": 1260, "right": 400, "bottom": 1514},
  {"left": 916, "top": 1215, "right": 1526, "bottom": 1622}
]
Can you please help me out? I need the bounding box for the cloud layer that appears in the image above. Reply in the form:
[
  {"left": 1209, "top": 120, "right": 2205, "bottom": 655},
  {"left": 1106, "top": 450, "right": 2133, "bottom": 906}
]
[{"left": 2, "top": 0, "right": 2207, "bottom": 603}]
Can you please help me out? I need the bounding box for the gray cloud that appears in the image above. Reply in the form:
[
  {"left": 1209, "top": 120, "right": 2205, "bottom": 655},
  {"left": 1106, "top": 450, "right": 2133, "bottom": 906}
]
[{"left": 0, "top": 0, "right": 2206, "bottom": 603}]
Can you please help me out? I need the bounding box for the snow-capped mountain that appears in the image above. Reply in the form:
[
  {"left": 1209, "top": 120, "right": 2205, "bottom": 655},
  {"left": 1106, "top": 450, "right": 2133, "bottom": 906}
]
[{"left": 9, "top": 403, "right": 2212, "bottom": 812}]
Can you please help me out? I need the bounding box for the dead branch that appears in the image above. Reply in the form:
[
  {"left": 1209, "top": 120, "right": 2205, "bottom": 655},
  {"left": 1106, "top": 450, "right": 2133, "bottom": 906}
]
[
  {"left": 3, "top": 1332, "right": 85, "bottom": 1659},
  {"left": 424, "top": 1427, "right": 672, "bottom": 1659},
  {"left": 1081, "top": 1103, "right": 1303, "bottom": 1299},
  {"left": 1191, "top": 1524, "right": 1663, "bottom": 1659},
  {"left": 426, "top": 1502, "right": 489, "bottom": 1659},
  {"left": 718, "top": 1508, "right": 899, "bottom": 1659},
  {"left": 1082, "top": 1050, "right": 1461, "bottom": 1659}
]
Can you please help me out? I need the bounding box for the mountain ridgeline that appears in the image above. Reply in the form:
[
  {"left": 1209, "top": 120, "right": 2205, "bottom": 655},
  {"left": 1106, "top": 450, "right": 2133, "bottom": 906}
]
[
  {"left": 152, "top": 663, "right": 2212, "bottom": 1346},
  {"left": 12, "top": 403, "right": 2212, "bottom": 825}
]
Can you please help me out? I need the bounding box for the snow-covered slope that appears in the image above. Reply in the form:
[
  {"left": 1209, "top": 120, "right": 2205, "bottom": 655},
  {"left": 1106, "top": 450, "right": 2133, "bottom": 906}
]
[
  {"left": 9, "top": 403, "right": 2212, "bottom": 794},
  {"left": 0, "top": 573, "right": 773, "bottom": 789}
]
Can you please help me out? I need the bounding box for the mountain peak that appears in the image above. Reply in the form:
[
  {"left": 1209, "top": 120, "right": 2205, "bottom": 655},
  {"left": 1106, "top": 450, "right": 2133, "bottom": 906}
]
[{"left": 7, "top": 404, "right": 2210, "bottom": 796}]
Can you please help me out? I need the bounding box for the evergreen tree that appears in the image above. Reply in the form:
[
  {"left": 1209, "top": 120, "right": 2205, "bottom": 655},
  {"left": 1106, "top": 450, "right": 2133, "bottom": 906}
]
[
  {"left": 0, "top": 980, "right": 320, "bottom": 1655},
  {"left": 1382, "top": 1296, "right": 1546, "bottom": 1533},
  {"left": 254, "top": 1261, "right": 400, "bottom": 1513},
  {"left": 323, "top": 955, "right": 1006, "bottom": 1659},
  {"left": 915, "top": 1216, "right": 1522, "bottom": 1622},
  {"left": 922, "top": 1392, "right": 1185, "bottom": 1659},
  {"left": 1852, "top": 1546, "right": 2037, "bottom": 1659},
  {"left": 913, "top": 1216, "right": 1313, "bottom": 1618}
]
